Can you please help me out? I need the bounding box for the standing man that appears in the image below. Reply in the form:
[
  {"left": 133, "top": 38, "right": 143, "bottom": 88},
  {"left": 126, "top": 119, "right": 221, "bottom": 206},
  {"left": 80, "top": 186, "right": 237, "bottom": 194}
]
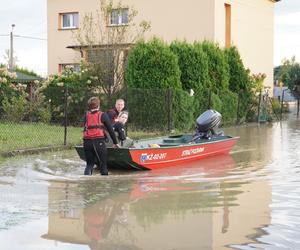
[
  {"left": 83, "top": 97, "right": 119, "bottom": 175},
  {"left": 107, "top": 99, "right": 125, "bottom": 125}
]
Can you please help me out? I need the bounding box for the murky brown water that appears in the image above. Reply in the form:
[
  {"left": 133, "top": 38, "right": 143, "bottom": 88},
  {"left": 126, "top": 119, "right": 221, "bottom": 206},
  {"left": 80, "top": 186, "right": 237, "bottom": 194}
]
[{"left": 1, "top": 110, "right": 300, "bottom": 249}]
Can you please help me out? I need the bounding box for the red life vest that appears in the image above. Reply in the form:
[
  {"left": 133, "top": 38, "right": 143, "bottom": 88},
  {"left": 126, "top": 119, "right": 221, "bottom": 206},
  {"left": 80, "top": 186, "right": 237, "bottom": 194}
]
[
  {"left": 83, "top": 111, "right": 105, "bottom": 139},
  {"left": 108, "top": 108, "right": 118, "bottom": 125}
]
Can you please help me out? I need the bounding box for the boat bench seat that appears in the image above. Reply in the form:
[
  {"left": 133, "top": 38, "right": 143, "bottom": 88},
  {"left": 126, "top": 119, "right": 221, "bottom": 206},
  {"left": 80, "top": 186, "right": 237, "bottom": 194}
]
[{"left": 163, "top": 138, "right": 185, "bottom": 143}]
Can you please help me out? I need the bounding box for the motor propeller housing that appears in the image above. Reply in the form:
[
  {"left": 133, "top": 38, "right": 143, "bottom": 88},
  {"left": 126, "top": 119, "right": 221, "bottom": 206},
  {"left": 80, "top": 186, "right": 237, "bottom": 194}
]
[{"left": 193, "top": 109, "right": 223, "bottom": 140}]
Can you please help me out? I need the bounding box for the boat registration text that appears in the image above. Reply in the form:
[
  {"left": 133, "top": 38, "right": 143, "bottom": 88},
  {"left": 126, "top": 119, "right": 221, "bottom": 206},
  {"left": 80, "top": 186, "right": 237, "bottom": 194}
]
[
  {"left": 181, "top": 147, "right": 204, "bottom": 156},
  {"left": 140, "top": 152, "right": 167, "bottom": 162}
]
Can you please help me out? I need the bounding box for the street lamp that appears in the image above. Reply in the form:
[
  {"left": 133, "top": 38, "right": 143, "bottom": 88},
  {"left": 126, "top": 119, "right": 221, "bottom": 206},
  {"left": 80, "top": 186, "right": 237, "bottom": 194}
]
[{"left": 9, "top": 24, "right": 15, "bottom": 70}]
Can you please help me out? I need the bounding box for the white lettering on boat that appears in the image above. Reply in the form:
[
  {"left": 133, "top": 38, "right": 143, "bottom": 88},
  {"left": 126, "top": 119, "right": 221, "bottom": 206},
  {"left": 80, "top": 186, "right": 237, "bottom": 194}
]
[
  {"left": 140, "top": 152, "right": 167, "bottom": 162},
  {"left": 181, "top": 147, "right": 204, "bottom": 156}
]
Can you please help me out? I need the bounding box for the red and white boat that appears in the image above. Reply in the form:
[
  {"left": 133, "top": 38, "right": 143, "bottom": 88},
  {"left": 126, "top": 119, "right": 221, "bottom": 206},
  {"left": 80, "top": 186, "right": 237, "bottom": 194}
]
[
  {"left": 75, "top": 109, "right": 238, "bottom": 170},
  {"left": 75, "top": 133, "right": 238, "bottom": 170}
]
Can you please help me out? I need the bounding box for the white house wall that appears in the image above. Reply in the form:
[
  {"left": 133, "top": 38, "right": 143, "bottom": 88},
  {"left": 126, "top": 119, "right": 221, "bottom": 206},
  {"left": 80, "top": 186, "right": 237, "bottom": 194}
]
[
  {"left": 214, "top": 0, "right": 275, "bottom": 92},
  {"left": 47, "top": 0, "right": 276, "bottom": 94}
]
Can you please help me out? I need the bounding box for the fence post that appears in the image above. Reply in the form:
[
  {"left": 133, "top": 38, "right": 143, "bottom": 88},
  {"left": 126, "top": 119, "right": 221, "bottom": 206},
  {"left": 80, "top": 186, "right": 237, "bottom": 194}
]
[
  {"left": 236, "top": 91, "right": 241, "bottom": 124},
  {"left": 269, "top": 97, "right": 280, "bottom": 121},
  {"left": 167, "top": 88, "right": 172, "bottom": 132},
  {"left": 280, "top": 89, "right": 285, "bottom": 120},
  {"left": 125, "top": 86, "right": 129, "bottom": 132},
  {"left": 64, "top": 84, "right": 68, "bottom": 146},
  {"left": 257, "top": 90, "right": 262, "bottom": 123},
  {"left": 208, "top": 89, "right": 212, "bottom": 109}
]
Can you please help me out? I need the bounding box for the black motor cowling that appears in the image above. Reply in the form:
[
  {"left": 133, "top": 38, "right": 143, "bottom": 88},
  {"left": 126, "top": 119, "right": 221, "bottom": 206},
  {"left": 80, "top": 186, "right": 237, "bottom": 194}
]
[
  {"left": 196, "top": 109, "right": 221, "bottom": 132},
  {"left": 193, "top": 109, "right": 223, "bottom": 140}
]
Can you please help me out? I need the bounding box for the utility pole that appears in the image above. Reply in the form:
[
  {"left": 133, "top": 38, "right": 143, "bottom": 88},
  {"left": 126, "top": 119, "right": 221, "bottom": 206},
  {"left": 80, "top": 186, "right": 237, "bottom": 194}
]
[{"left": 9, "top": 24, "right": 15, "bottom": 70}]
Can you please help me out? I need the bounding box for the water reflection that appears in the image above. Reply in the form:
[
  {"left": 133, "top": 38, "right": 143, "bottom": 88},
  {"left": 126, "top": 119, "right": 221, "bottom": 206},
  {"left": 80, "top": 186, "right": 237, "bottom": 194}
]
[{"left": 42, "top": 154, "right": 272, "bottom": 250}]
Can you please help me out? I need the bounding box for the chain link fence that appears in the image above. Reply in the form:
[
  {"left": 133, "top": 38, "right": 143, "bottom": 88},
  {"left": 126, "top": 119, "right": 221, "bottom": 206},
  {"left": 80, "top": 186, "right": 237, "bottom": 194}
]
[{"left": 1, "top": 87, "right": 279, "bottom": 156}]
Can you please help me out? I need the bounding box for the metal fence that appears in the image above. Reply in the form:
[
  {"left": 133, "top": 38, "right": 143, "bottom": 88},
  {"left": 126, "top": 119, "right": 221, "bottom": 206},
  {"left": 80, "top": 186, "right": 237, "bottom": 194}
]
[{"left": 0, "top": 87, "right": 282, "bottom": 155}]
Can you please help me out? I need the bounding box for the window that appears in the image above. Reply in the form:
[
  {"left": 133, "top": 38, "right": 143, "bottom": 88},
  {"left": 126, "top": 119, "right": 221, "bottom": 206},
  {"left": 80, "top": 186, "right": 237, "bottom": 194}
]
[
  {"left": 60, "top": 12, "right": 79, "bottom": 29},
  {"left": 59, "top": 63, "right": 80, "bottom": 73},
  {"left": 110, "top": 9, "right": 128, "bottom": 25}
]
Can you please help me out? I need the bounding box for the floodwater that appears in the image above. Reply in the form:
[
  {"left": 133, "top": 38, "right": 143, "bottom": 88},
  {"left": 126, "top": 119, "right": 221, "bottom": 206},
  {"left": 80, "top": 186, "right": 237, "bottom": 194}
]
[{"left": 1, "top": 111, "right": 300, "bottom": 249}]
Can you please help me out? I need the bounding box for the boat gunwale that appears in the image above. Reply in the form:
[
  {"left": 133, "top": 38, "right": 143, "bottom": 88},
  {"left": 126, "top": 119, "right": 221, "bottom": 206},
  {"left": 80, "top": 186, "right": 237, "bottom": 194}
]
[
  {"left": 74, "top": 135, "right": 239, "bottom": 170},
  {"left": 113, "top": 135, "right": 239, "bottom": 151}
]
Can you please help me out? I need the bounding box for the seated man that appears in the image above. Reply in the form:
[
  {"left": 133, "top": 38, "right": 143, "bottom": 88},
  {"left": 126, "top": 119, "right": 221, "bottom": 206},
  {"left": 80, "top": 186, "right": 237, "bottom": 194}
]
[{"left": 106, "top": 99, "right": 125, "bottom": 125}]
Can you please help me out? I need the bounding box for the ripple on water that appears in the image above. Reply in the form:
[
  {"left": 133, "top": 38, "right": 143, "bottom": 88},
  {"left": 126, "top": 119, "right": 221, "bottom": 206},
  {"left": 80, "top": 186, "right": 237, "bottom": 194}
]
[{"left": 2, "top": 122, "right": 300, "bottom": 250}]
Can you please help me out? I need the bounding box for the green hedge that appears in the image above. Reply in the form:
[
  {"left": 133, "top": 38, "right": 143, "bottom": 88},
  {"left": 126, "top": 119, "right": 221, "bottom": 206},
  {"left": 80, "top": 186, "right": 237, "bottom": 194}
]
[
  {"left": 170, "top": 41, "right": 209, "bottom": 91},
  {"left": 224, "top": 46, "right": 252, "bottom": 120},
  {"left": 126, "top": 88, "right": 170, "bottom": 130},
  {"left": 172, "top": 89, "right": 194, "bottom": 130},
  {"left": 124, "top": 88, "right": 195, "bottom": 131},
  {"left": 219, "top": 90, "right": 238, "bottom": 125},
  {"left": 125, "top": 38, "right": 181, "bottom": 89},
  {"left": 198, "top": 41, "right": 229, "bottom": 92}
]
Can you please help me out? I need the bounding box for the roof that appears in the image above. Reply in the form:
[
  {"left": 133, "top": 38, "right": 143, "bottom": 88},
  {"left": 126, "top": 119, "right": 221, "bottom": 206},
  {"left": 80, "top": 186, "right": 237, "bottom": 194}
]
[
  {"left": 12, "top": 71, "right": 42, "bottom": 83},
  {"left": 67, "top": 43, "right": 134, "bottom": 50}
]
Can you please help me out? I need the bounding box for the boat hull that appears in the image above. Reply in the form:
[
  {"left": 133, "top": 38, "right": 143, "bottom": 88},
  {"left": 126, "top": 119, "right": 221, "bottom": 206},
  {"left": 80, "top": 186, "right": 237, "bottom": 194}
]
[{"left": 75, "top": 135, "right": 238, "bottom": 170}]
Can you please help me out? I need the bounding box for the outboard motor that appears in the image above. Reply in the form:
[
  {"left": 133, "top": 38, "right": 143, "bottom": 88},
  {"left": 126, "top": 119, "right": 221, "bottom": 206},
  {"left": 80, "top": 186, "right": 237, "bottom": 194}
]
[{"left": 193, "top": 109, "right": 224, "bottom": 141}]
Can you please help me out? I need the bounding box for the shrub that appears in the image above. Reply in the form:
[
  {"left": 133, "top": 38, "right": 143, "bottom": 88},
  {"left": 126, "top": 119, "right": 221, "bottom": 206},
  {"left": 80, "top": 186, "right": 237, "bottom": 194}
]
[
  {"left": 270, "top": 98, "right": 281, "bottom": 117},
  {"left": 126, "top": 88, "right": 170, "bottom": 131},
  {"left": 210, "top": 92, "right": 222, "bottom": 114},
  {"left": 38, "top": 106, "right": 52, "bottom": 123},
  {"left": 2, "top": 95, "right": 27, "bottom": 122},
  {"left": 197, "top": 41, "right": 229, "bottom": 92},
  {"left": 194, "top": 90, "right": 238, "bottom": 126},
  {"left": 172, "top": 89, "right": 195, "bottom": 130},
  {"left": 0, "top": 67, "right": 23, "bottom": 116},
  {"left": 192, "top": 89, "right": 211, "bottom": 118},
  {"left": 42, "top": 67, "right": 96, "bottom": 125},
  {"left": 125, "top": 38, "right": 181, "bottom": 89},
  {"left": 125, "top": 88, "right": 194, "bottom": 131},
  {"left": 224, "top": 46, "right": 251, "bottom": 93},
  {"left": 26, "top": 94, "right": 52, "bottom": 123},
  {"left": 219, "top": 89, "right": 238, "bottom": 125},
  {"left": 170, "top": 41, "right": 210, "bottom": 91},
  {"left": 224, "top": 46, "right": 252, "bottom": 120},
  {"left": 245, "top": 73, "right": 267, "bottom": 122}
]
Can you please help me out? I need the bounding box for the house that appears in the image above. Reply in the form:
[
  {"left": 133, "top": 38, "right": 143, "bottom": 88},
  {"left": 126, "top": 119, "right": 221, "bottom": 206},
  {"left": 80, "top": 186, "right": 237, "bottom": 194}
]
[{"left": 47, "top": 0, "right": 280, "bottom": 91}]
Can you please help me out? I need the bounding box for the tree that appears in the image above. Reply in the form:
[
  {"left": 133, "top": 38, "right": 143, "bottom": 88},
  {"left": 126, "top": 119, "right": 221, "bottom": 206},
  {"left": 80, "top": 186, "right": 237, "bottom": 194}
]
[
  {"left": 280, "top": 57, "right": 300, "bottom": 94},
  {"left": 74, "top": 0, "right": 150, "bottom": 104},
  {"left": 3, "top": 49, "right": 18, "bottom": 69},
  {"left": 279, "top": 56, "right": 300, "bottom": 114},
  {"left": 42, "top": 66, "right": 95, "bottom": 124}
]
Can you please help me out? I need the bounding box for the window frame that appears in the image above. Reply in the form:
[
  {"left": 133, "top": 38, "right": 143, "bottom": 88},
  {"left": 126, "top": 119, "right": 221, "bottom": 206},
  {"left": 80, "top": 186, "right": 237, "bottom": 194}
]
[
  {"left": 109, "top": 8, "right": 129, "bottom": 26},
  {"left": 59, "top": 12, "right": 79, "bottom": 30},
  {"left": 59, "top": 63, "right": 80, "bottom": 73}
]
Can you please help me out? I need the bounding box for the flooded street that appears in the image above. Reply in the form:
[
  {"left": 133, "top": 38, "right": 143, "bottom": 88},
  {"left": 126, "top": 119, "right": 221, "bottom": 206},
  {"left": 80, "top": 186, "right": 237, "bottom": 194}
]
[{"left": 1, "top": 113, "right": 300, "bottom": 249}]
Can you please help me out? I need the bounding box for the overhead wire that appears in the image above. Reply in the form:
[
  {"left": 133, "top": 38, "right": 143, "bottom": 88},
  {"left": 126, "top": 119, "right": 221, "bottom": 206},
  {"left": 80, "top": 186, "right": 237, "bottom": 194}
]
[{"left": 14, "top": 35, "right": 47, "bottom": 41}]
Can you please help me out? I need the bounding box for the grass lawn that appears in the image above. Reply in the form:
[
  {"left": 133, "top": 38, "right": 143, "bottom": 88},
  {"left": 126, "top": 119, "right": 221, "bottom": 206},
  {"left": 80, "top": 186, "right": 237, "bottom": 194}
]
[
  {"left": 0, "top": 122, "right": 173, "bottom": 155},
  {"left": 0, "top": 122, "right": 82, "bottom": 153}
]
